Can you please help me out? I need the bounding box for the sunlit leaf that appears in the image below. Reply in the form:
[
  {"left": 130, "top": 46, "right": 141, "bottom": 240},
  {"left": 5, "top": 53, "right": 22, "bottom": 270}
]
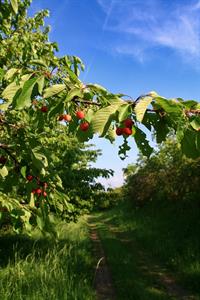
[
  {"left": 11, "top": 0, "right": 18, "bottom": 14},
  {"left": 135, "top": 96, "right": 152, "bottom": 122},
  {"left": 44, "top": 84, "right": 66, "bottom": 98}
]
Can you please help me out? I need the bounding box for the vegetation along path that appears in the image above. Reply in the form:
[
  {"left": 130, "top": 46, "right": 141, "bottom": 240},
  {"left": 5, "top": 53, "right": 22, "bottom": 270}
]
[{"left": 89, "top": 209, "right": 199, "bottom": 300}]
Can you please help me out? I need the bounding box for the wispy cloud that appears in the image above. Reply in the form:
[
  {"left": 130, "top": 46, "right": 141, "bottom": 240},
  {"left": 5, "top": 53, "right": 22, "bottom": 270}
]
[{"left": 97, "top": 0, "right": 200, "bottom": 64}]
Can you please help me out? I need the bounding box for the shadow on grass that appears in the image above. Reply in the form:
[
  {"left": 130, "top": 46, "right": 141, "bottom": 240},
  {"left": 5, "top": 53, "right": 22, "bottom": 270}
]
[
  {"left": 92, "top": 232, "right": 172, "bottom": 300},
  {"left": 90, "top": 207, "right": 200, "bottom": 300}
]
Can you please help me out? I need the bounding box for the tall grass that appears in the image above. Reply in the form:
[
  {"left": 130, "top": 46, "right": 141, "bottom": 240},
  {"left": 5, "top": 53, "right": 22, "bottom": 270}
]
[{"left": 0, "top": 217, "right": 96, "bottom": 300}]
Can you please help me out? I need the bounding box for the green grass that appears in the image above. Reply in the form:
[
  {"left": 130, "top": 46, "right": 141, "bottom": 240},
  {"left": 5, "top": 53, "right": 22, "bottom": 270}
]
[
  {"left": 91, "top": 199, "right": 200, "bottom": 300},
  {"left": 0, "top": 216, "right": 96, "bottom": 300}
]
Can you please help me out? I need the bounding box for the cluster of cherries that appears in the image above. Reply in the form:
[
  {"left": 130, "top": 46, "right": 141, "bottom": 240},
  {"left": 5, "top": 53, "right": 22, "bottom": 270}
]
[
  {"left": 33, "top": 101, "right": 134, "bottom": 137},
  {"left": 58, "top": 110, "right": 89, "bottom": 132},
  {"left": 33, "top": 100, "right": 89, "bottom": 132},
  {"left": 26, "top": 175, "right": 48, "bottom": 197},
  {"left": 116, "top": 118, "right": 134, "bottom": 137}
]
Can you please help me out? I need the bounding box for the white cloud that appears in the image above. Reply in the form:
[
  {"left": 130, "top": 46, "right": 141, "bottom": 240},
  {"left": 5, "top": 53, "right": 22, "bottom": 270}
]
[{"left": 97, "top": 0, "right": 200, "bottom": 64}]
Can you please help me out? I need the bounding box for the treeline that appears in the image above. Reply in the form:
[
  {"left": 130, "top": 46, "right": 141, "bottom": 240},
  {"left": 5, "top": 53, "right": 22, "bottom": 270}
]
[{"left": 123, "top": 137, "right": 200, "bottom": 206}]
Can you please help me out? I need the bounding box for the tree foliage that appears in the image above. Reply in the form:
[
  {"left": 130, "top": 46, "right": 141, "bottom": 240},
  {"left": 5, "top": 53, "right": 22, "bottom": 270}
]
[
  {"left": 1, "top": 0, "right": 200, "bottom": 232},
  {"left": 123, "top": 137, "right": 200, "bottom": 206}
]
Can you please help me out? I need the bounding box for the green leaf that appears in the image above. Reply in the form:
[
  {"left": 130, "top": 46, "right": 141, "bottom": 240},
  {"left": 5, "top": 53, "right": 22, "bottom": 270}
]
[
  {"left": 36, "top": 214, "right": 45, "bottom": 231},
  {"left": 15, "top": 77, "right": 39, "bottom": 109},
  {"left": 2, "top": 74, "right": 32, "bottom": 106},
  {"left": 4, "top": 68, "right": 19, "bottom": 80},
  {"left": 30, "top": 59, "right": 48, "bottom": 68},
  {"left": 32, "top": 146, "right": 48, "bottom": 171},
  {"left": 155, "top": 97, "right": 183, "bottom": 114},
  {"left": 105, "top": 126, "right": 115, "bottom": 143},
  {"left": 37, "top": 76, "right": 45, "bottom": 95},
  {"left": 85, "top": 109, "right": 95, "bottom": 123},
  {"left": 0, "top": 166, "right": 8, "bottom": 178},
  {"left": 11, "top": 0, "right": 18, "bottom": 14},
  {"left": 20, "top": 166, "right": 27, "bottom": 179},
  {"left": 135, "top": 96, "right": 152, "bottom": 122},
  {"left": 117, "top": 103, "right": 131, "bottom": 122},
  {"left": 29, "top": 193, "right": 35, "bottom": 208},
  {"left": 181, "top": 130, "right": 200, "bottom": 159},
  {"left": 2, "top": 81, "right": 21, "bottom": 101},
  {"left": 86, "top": 83, "right": 107, "bottom": 94},
  {"left": 0, "top": 68, "right": 5, "bottom": 82},
  {"left": 65, "top": 88, "right": 83, "bottom": 102},
  {"left": 91, "top": 103, "right": 123, "bottom": 136},
  {"left": 190, "top": 118, "right": 200, "bottom": 131},
  {"left": 44, "top": 84, "right": 66, "bottom": 98},
  {"left": 134, "top": 127, "right": 153, "bottom": 157},
  {"left": 118, "top": 139, "right": 131, "bottom": 160},
  {"left": 183, "top": 100, "right": 198, "bottom": 109},
  {"left": 49, "top": 100, "right": 64, "bottom": 118},
  {"left": 64, "top": 59, "right": 80, "bottom": 84}
]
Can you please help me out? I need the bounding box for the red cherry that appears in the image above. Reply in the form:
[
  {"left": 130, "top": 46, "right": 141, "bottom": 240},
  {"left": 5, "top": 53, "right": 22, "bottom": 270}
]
[
  {"left": 35, "top": 188, "right": 42, "bottom": 195},
  {"left": 63, "top": 114, "right": 72, "bottom": 122},
  {"left": 31, "top": 189, "right": 37, "bottom": 194},
  {"left": 41, "top": 106, "right": 48, "bottom": 112},
  {"left": 124, "top": 118, "right": 134, "bottom": 128},
  {"left": 116, "top": 127, "right": 123, "bottom": 136},
  {"left": 122, "top": 127, "right": 132, "bottom": 136},
  {"left": 43, "top": 191, "right": 47, "bottom": 197},
  {"left": 59, "top": 115, "right": 64, "bottom": 121},
  {"left": 80, "top": 122, "right": 89, "bottom": 131},
  {"left": 26, "top": 175, "right": 34, "bottom": 181},
  {"left": 76, "top": 111, "right": 85, "bottom": 119}
]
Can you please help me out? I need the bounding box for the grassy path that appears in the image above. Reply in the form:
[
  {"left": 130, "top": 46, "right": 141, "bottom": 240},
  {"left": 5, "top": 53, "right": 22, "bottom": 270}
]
[
  {"left": 89, "top": 223, "right": 116, "bottom": 300},
  {"left": 90, "top": 211, "right": 199, "bottom": 300}
]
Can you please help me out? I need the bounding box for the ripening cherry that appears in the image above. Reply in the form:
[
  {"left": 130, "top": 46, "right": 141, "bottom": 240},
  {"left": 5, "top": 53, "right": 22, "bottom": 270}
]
[
  {"left": 124, "top": 118, "right": 134, "bottom": 128},
  {"left": 26, "top": 175, "right": 34, "bottom": 182},
  {"left": 43, "top": 191, "right": 47, "bottom": 197},
  {"left": 63, "top": 114, "right": 72, "bottom": 122},
  {"left": 41, "top": 106, "right": 48, "bottom": 112},
  {"left": 116, "top": 127, "right": 123, "bottom": 136},
  {"left": 122, "top": 127, "right": 132, "bottom": 136},
  {"left": 80, "top": 122, "right": 89, "bottom": 131},
  {"left": 76, "top": 111, "right": 85, "bottom": 119}
]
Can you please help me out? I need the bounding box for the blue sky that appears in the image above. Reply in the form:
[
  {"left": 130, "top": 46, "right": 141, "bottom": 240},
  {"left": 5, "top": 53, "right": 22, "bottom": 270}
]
[{"left": 30, "top": 0, "right": 200, "bottom": 187}]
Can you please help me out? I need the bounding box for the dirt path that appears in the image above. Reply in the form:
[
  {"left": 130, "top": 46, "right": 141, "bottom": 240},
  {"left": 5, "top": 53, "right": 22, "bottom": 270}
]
[{"left": 89, "top": 223, "right": 116, "bottom": 300}]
